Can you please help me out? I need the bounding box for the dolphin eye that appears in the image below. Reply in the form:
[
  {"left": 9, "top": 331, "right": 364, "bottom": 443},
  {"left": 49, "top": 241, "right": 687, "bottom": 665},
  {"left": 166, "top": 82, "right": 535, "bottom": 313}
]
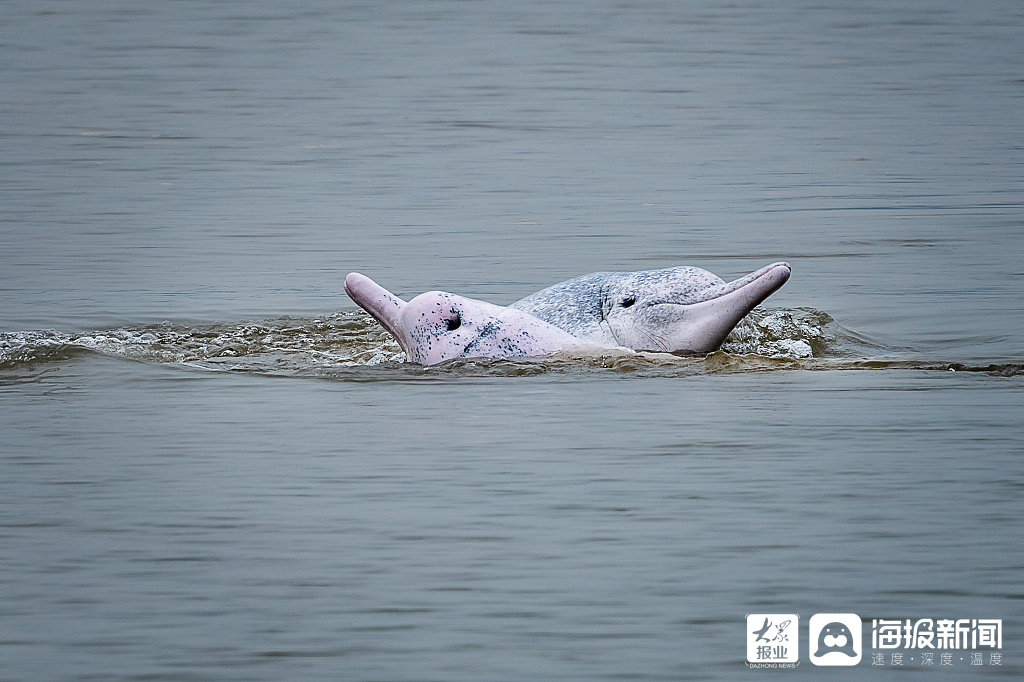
[
  {"left": 445, "top": 314, "right": 461, "bottom": 331},
  {"left": 621, "top": 297, "right": 636, "bottom": 308}
]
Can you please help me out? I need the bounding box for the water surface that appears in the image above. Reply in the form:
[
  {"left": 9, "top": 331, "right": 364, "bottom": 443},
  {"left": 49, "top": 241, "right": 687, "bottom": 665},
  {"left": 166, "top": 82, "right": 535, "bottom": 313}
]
[{"left": 1, "top": 1, "right": 1022, "bottom": 680}]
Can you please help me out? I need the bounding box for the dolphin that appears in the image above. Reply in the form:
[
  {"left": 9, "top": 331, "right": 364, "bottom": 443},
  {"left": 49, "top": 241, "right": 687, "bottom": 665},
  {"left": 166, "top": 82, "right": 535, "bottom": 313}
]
[
  {"left": 509, "top": 262, "right": 791, "bottom": 355},
  {"left": 344, "top": 273, "right": 604, "bottom": 365}
]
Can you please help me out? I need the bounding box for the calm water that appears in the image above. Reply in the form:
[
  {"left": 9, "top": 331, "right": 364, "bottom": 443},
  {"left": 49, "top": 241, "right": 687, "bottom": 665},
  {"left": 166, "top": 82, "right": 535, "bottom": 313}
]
[{"left": 1, "top": 1, "right": 1022, "bottom": 680}]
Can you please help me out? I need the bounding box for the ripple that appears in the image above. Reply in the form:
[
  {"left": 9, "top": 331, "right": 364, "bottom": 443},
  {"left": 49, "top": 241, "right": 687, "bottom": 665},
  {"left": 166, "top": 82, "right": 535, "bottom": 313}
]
[{"left": 2, "top": 310, "right": 1019, "bottom": 379}]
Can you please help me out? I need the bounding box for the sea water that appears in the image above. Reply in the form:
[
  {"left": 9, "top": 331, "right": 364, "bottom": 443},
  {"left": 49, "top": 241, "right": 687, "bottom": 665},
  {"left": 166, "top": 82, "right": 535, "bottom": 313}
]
[{"left": 1, "top": 1, "right": 1022, "bottom": 680}]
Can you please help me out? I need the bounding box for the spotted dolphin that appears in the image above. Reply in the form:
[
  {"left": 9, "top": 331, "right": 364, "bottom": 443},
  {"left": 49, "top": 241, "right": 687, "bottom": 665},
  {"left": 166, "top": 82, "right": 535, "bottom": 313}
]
[
  {"left": 345, "top": 273, "right": 604, "bottom": 365},
  {"left": 509, "top": 262, "right": 791, "bottom": 355}
]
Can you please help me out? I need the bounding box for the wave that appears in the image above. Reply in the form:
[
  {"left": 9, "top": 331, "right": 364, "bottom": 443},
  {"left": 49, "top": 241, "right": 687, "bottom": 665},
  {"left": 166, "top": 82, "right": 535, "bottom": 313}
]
[{"left": 1, "top": 309, "right": 1020, "bottom": 379}]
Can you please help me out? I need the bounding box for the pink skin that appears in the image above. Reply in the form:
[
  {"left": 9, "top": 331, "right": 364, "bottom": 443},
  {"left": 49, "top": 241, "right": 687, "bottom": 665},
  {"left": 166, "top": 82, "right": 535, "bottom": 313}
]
[
  {"left": 344, "top": 273, "right": 601, "bottom": 366},
  {"left": 606, "top": 262, "right": 792, "bottom": 354}
]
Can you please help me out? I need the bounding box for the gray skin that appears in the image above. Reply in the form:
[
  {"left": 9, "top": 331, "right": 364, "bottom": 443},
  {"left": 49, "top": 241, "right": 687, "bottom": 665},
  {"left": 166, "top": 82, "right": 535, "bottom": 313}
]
[{"left": 510, "top": 262, "right": 791, "bottom": 355}]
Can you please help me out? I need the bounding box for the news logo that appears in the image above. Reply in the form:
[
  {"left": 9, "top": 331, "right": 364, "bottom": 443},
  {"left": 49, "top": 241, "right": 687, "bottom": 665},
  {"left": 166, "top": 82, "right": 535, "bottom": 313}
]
[{"left": 809, "top": 613, "right": 862, "bottom": 666}]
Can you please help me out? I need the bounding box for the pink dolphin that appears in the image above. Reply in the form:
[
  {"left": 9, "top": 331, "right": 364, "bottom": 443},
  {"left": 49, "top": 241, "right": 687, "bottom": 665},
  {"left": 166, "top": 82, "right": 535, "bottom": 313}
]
[{"left": 345, "top": 273, "right": 603, "bottom": 366}]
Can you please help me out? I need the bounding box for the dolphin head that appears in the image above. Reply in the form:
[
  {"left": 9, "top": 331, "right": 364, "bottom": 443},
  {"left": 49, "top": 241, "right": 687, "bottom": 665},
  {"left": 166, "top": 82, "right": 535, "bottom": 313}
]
[
  {"left": 603, "top": 262, "right": 791, "bottom": 354},
  {"left": 345, "top": 273, "right": 590, "bottom": 365}
]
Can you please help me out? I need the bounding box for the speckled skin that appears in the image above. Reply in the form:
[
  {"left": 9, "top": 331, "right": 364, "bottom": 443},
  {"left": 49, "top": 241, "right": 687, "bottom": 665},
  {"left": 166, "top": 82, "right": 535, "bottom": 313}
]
[
  {"left": 510, "top": 262, "right": 791, "bottom": 354},
  {"left": 345, "top": 273, "right": 602, "bottom": 366}
]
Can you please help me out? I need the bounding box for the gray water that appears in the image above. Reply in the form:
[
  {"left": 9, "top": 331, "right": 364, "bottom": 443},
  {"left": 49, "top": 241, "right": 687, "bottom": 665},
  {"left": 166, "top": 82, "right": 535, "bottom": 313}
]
[{"left": 1, "top": 1, "right": 1022, "bottom": 680}]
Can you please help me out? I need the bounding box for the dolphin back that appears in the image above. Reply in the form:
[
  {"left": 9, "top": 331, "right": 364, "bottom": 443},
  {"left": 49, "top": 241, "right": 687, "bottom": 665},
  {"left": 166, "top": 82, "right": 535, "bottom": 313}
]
[{"left": 510, "top": 272, "right": 619, "bottom": 345}]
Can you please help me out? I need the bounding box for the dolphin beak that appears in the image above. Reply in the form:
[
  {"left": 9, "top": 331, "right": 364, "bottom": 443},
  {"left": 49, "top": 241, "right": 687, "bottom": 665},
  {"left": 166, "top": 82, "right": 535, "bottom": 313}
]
[
  {"left": 344, "top": 273, "right": 410, "bottom": 353},
  {"left": 676, "top": 262, "right": 791, "bottom": 353}
]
